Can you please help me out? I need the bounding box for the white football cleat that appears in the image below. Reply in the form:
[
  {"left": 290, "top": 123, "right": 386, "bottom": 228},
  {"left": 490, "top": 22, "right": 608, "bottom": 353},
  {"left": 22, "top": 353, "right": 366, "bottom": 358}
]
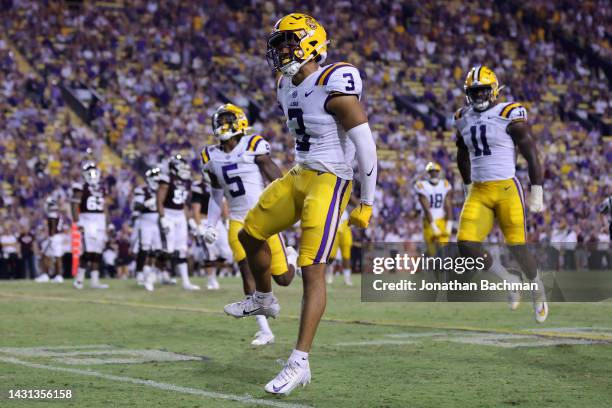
[
  {"left": 136, "top": 272, "right": 144, "bottom": 286},
  {"left": 73, "top": 280, "right": 84, "bottom": 290},
  {"left": 224, "top": 295, "right": 280, "bottom": 319},
  {"left": 344, "top": 275, "right": 353, "bottom": 286},
  {"left": 90, "top": 282, "right": 109, "bottom": 289},
  {"left": 251, "top": 331, "right": 275, "bottom": 346},
  {"left": 264, "top": 360, "right": 311, "bottom": 395},
  {"left": 182, "top": 282, "right": 201, "bottom": 291},
  {"left": 35, "top": 273, "right": 50, "bottom": 283},
  {"left": 52, "top": 275, "right": 64, "bottom": 283},
  {"left": 206, "top": 276, "right": 220, "bottom": 290},
  {"left": 534, "top": 301, "right": 548, "bottom": 323},
  {"left": 508, "top": 290, "right": 521, "bottom": 310}
]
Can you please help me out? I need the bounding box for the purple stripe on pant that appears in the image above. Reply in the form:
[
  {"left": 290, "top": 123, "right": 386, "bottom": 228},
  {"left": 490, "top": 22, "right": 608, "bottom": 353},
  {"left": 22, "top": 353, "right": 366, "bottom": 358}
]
[
  {"left": 512, "top": 177, "right": 527, "bottom": 241},
  {"left": 325, "top": 180, "right": 350, "bottom": 263},
  {"left": 314, "top": 178, "right": 342, "bottom": 263}
]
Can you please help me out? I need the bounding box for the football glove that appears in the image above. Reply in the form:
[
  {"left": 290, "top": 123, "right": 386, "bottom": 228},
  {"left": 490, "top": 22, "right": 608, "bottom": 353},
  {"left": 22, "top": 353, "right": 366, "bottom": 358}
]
[
  {"left": 528, "top": 185, "right": 544, "bottom": 213},
  {"left": 445, "top": 220, "right": 453, "bottom": 236},
  {"left": 349, "top": 203, "right": 373, "bottom": 228},
  {"left": 187, "top": 218, "right": 198, "bottom": 235},
  {"left": 159, "top": 216, "right": 170, "bottom": 235},
  {"left": 202, "top": 226, "right": 218, "bottom": 244}
]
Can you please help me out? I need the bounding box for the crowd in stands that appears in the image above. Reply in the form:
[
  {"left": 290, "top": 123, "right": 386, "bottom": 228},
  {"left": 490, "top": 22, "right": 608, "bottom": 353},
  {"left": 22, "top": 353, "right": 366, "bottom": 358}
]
[{"left": 0, "top": 0, "right": 609, "bottom": 274}]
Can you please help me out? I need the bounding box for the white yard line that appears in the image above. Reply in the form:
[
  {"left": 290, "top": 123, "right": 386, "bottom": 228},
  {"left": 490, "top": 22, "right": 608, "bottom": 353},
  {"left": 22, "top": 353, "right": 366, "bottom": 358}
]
[{"left": 0, "top": 356, "right": 313, "bottom": 408}]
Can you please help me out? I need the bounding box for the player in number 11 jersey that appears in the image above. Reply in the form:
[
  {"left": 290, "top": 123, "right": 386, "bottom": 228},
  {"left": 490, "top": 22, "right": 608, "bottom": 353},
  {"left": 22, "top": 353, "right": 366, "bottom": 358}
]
[{"left": 223, "top": 13, "right": 378, "bottom": 395}]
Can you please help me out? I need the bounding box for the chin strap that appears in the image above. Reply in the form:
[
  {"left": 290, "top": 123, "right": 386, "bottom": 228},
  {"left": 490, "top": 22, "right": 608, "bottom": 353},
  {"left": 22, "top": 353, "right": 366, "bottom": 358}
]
[{"left": 281, "top": 41, "right": 329, "bottom": 77}]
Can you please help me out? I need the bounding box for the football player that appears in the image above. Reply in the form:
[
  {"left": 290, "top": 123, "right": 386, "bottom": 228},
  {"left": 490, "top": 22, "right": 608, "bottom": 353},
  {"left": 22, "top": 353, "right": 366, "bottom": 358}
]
[
  {"left": 72, "top": 161, "right": 110, "bottom": 289},
  {"left": 201, "top": 103, "right": 297, "bottom": 346},
  {"left": 326, "top": 209, "right": 354, "bottom": 286},
  {"left": 415, "top": 162, "right": 453, "bottom": 255},
  {"left": 223, "top": 14, "right": 377, "bottom": 394},
  {"left": 189, "top": 174, "right": 233, "bottom": 291},
  {"left": 454, "top": 65, "right": 547, "bottom": 322},
  {"left": 133, "top": 167, "right": 163, "bottom": 291},
  {"left": 156, "top": 154, "right": 200, "bottom": 291},
  {"left": 36, "top": 195, "right": 64, "bottom": 283},
  {"left": 599, "top": 196, "right": 611, "bottom": 240}
]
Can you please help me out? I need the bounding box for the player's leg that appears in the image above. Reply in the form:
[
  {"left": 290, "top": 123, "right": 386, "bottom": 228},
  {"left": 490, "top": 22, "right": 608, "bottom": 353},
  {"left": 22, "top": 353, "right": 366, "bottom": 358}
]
[
  {"left": 456, "top": 182, "right": 520, "bottom": 296},
  {"left": 228, "top": 171, "right": 300, "bottom": 317},
  {"left": 340, "top": 222, "right": 353, "bottom": 285},
  {"left": 264, "top": 174, "right": 351, "bottom": 395},
  {"left": 174, "top": 212, "right": 199, "bottom": 290},
  {"left": 497, "top": 178, "right": 548, "bottom": 322},
  {"left": 269, "top": 233, "right": 296, "bottom": 287}
]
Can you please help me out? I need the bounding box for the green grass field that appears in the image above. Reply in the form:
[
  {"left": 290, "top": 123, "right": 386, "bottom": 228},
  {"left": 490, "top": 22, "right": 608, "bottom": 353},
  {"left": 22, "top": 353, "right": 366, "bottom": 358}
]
[{"left": 1, "top": 276, "right": 611, "bottom": 407}]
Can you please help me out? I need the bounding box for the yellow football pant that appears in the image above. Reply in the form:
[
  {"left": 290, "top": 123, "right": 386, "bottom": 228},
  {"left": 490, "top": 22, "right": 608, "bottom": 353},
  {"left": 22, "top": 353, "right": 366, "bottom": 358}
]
[
  {"left": 457, "top": 177, "right": 526, "bottom": 244},
  {"left": 244, "top": 165, "right": 352, "bottom": 267},
  {"left": 228, "top": 219, "right": 288, "bottom": 276},
  {"left": 329, "top": 219, "right": 353, "bottom": 261}
]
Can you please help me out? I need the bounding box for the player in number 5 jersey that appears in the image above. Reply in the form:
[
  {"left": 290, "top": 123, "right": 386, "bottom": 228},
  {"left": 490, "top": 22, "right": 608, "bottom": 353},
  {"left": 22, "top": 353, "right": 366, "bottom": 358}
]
[
  {"left": 454, "top": 65, "right": 547, "bottom": 322},
  {"left": 201, "top": 103, "right": 298, "bottom": 346},
  {"left": 223, "top": 13, "right": 377, "bottom": 395}
]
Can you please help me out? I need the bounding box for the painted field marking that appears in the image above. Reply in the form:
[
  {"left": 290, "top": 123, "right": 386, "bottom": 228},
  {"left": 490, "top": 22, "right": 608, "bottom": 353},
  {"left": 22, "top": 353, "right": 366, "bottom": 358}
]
[
  {"left": 335, "top": 330, "right": 610, "bottom": 348},
  {"left": 0, "top": 345, "right": 202, "bottom": 365},
  {"left": 2, "top": 291, "right": 612, "bottom": 342},
  {"left": 0, "top": 355, "right": 313, "bottom": 408}
]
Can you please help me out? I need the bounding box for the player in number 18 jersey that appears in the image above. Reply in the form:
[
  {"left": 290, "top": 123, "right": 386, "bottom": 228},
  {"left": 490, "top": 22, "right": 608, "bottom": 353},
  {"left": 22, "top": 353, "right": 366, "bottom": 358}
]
[{"left": 223, "top": 13, "right": 378, "bottom": 395}]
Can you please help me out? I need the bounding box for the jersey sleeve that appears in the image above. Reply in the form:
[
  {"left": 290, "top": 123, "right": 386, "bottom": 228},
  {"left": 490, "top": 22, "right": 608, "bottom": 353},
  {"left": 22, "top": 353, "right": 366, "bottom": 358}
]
[
  {"left": 245, "top": 135, "right": 271, "bottom": 156},
  {"left": 318, "top": 62, "right": 363, "bottom": 97},
  {"left": 443, "top": 179, "right": 451, "bottom": 194},
  {"left": 200, "top": 146, "right": 212, "bottom": 170},
  {"left": 500, "top": 102, "right": 527, "bottom": 123},
  {"left": 133, "top": 187, "right": 145, "bottom": 204},
  {"left": 158, "top": 172, "right": 170, "bottom": 185},
  {"left": 414, "top": 181, "right": 426, "bottom": 196},
  {"left": 72, "top": 182, "right": 83, "bottom": 192}
]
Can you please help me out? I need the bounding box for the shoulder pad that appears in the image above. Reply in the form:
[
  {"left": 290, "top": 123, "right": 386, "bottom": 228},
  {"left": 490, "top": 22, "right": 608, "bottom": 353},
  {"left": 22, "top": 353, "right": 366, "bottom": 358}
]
[
  {"left": 246, "top": 134, "right": 271, "bottom": 155},
  {"left": 316, "top": 62, "right": 362, "bottom": 96},
  {"left": 499, "top": 102, "right": 527, "bottom": 122},
  {"left": 454, "top": 107, "right": 465, "bottom": 121}
]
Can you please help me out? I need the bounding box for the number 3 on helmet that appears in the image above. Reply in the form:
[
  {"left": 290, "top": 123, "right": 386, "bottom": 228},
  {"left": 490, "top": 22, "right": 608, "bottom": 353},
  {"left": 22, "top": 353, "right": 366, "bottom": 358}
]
[{"left": 266, "top": 13, "right": 329, "bottom": 77}]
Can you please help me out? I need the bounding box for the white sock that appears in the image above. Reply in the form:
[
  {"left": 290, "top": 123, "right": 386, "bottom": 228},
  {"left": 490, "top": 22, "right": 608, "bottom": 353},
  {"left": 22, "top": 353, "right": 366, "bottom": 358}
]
[
  {"left": 177, "top": 263, "right": 190, "bottom": 284},
  {"left": 91, "top": 270, "right": 100, "bottom": 285},
  {"left": 208, "top": 272, "right": 218, "bottom": 285},
  {"left": 254, "top": 291, "right": 274, "bottom": 306},
  {"left": 488, "top": 259, "right": 521, "bottom": 285},
  {"left": 256, "top": 315, "right": 272, "bottom": 335},
  {"left": 326, "top": 266, "right": 333, "bottom": 277},
  {"left": 76, "top": 268, "right": 85, "bottom": 282},
  {"left": 343, "top": 268, "right": 351, "bottom": 279},
  {"left": 289, "top": 349, "right": 308, "bottom": 365},
  {"left": 528, "top": 271, "right": 547, "bottom": 302}
]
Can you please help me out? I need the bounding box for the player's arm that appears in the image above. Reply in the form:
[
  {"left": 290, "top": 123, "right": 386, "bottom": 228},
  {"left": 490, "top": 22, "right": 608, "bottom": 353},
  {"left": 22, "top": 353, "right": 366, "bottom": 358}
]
[
  {"left": 200, "top": 171, "right": 224, "bottom": 243},
  {"left": 255, "top": 154, "right": 283, "bottom": 182},
  {"left": 508, "top": 120, "right": 544, "bottom": 212},
  {"left": 456, "top": 131, "right": 471, "bottom": 187},
  {"left": 156, "top": 180, "right": 168, "bottom": 218},
  {"left": 327, "top": 95, "right": 377, "bottom": 228},
  {"left": 70, "top": 185, "right": 82, "bottom": 223},
  {"left": 417, "top": 194, "right": 434, "bottom": 225},
  {"left": 444, "top": 188, "right": 453, "bottom": 235}
]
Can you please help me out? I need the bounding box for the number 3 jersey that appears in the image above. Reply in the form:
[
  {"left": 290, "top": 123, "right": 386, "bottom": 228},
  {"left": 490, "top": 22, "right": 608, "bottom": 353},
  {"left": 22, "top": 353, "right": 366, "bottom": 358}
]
[
  {"left": 200, "top": 134, "right": 271, "bottom": 221},
  {"left": 453, "top": 102, "right": 527, "bottom": 182},
  {"left": 277, "top": 62, "right": 363, "bottom": 180}
]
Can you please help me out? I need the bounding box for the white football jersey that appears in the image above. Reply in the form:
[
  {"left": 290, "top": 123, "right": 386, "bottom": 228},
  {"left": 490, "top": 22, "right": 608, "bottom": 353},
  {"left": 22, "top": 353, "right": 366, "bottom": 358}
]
[
  {"left": 454, "top": 102, "right": 527, "bottom": 182},
  {"left": 200, "top": 134, "right": 270, "bottom": 221},
  {"left": 415, "top": 179, "right": 451, "bottom": 220},
  {"left": 277, "top": 62, "right": 363, "bottom": 180}
]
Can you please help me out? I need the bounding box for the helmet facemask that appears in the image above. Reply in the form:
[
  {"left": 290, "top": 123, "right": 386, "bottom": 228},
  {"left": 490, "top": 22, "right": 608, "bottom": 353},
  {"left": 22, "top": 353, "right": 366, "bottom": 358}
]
[
  {"left": 213, "top": 111, "right": 242, "bottom": 141},
  {"left": 266, "top": 30, "right": 327, "bottom": 77},
  {"left": 83, "top": 167, "right": 101, "bottom": 187},
  {"left": 466, "top": 85, "right": 494, "bottom": 112},
  {"left": 428, "top": 170, "right": 441, "bottom": 185}
]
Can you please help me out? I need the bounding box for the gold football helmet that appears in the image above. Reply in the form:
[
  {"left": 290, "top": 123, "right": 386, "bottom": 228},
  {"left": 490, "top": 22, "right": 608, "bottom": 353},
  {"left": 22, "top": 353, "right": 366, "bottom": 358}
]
[
  {"left": 464, "top": 65, "right": 500, "bottom": 111},
  {"left": 266, "top": 13, "right": 328, "bottom": 77},
  {"left": 425, "top": 162, "right": 442, "bottom": 184},
  {"left": 212, "top": 103, "right": 249, "bottom": 141}
]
